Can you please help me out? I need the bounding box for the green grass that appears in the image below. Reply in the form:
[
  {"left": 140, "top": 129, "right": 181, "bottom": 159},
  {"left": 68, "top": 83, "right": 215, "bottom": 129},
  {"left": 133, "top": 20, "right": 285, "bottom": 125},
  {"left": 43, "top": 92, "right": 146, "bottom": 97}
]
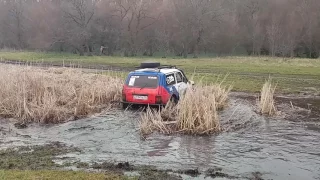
[
  {"left": 1, "top": 51, "right": 320, "bottom": 94},
  {"left": 0, "top": 170, "right": 136, "bottom": 180},
  {"left": 0, "top": 144, "right": 136, "bottom": 180},
  {"left": 0, "top": 143, "right": 79, "bottom": 170},
  {"left": 0, "top": 143, "right": 181, "bottom": 180}
]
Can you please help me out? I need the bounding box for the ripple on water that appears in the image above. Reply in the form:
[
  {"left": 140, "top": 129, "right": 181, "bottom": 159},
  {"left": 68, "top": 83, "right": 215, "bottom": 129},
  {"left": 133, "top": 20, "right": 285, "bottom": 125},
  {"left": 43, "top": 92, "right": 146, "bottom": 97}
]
[{"left": 1, "top": 98, "right": 320, "bottom": 179}]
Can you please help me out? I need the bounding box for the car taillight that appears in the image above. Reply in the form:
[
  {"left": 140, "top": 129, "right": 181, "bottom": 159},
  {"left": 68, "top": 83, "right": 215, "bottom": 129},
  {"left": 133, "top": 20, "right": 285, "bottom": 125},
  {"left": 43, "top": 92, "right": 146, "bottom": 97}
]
[
  {"left": 122, "top": 89, "right": 126, "bottom": 101},
  {"left": 155, "top": 96, "right": 162, "bottom": 104}
]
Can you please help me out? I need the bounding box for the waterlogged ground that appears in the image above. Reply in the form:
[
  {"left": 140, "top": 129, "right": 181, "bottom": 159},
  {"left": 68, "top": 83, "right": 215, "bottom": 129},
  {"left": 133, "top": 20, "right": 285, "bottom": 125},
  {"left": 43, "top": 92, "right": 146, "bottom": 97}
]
[{"left": 1, "top": 94, "right": 320, "bottom": 180}]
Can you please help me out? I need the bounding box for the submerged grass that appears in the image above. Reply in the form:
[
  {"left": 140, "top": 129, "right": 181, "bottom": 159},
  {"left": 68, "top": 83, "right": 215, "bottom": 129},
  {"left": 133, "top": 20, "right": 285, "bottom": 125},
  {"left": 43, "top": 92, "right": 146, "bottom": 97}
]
[
  {"left": 140, "top": 82, "right": 232, "bottom": 135},
  {"left": 140, "top": 107, "right": 173, "bottom": 135},
  {"left": 0, "top": 143, "right": 181, "bottom": 180},
  {"left": 259, "top": 77, "right": 277, "bottom": 116},
  {"left": 177, "top": 86, "right": 220, "bottom": 134},
  {"left": 0, "top": 143, "right": 138, "bottom": 180},
  {"left": 0, "top": 142, "right": 78, "bottom": 170},
  {"left": 0, "top": 64, "right": 122, "bottom": 123}
]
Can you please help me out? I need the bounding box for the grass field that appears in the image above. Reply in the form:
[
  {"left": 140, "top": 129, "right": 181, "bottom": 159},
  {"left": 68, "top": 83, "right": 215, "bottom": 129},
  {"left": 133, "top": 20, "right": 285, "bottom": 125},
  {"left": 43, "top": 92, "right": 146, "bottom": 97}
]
[
  {"left": 0, "top": 170, "right": 135, "bottom": 180},
  {"left": 0, "top": 51, "right": 320, "bottom": 94}
]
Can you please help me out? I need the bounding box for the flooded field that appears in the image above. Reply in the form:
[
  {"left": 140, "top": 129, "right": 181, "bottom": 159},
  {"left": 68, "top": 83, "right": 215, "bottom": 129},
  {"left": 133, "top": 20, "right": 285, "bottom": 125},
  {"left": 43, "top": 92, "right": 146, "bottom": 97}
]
[{"left": 1, "top": 94, "right": 320, "bottom": 180}]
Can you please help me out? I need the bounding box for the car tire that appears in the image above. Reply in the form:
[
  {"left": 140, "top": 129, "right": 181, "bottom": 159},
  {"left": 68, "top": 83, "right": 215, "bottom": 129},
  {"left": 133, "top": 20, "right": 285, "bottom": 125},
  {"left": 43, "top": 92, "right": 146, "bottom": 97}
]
[
  {"left": 140, "top": 62, "right": 160, "bottom": 68},
  {"left": 170, "top": 96, "right": 178, "bottom": 105},
  {"left": 122, "top": 103, "right": 129, "bottom": 110}
]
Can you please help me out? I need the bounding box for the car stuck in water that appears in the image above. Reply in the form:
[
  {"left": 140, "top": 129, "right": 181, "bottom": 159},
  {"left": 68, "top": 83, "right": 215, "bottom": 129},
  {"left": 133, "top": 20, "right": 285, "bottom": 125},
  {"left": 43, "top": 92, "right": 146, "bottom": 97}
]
[{"left": 121, "top": 62, "right": 194, "bottom": 108}]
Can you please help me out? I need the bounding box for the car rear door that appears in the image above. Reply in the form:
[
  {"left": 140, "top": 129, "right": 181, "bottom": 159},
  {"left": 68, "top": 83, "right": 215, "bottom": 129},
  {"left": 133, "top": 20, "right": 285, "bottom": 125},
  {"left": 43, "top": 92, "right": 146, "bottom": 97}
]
[{"left": 125, "top": 74, "right": 160, "bottom": 104}]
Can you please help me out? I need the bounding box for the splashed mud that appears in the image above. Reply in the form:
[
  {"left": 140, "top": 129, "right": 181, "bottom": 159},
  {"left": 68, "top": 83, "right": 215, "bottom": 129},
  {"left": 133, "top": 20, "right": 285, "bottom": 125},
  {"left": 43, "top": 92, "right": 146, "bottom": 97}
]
[{"left": 0, "top": 95, "right": 319, "bottom": 180}]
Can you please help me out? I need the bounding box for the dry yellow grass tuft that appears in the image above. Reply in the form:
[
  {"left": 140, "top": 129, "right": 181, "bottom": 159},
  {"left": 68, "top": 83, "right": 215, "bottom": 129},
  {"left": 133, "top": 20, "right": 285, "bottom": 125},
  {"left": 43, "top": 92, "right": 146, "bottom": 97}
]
[
  {"left": 0, "top": 65, "right": 122, "bottom": 123},
  {"left": 140, "top": 83, "right": 232, "bottom": 135},
  {"left": 140, "top": 107, "right": 173, "bottom": 135},
  {"left": 259, "top": 77, "right": 277, "bottom": 116}
]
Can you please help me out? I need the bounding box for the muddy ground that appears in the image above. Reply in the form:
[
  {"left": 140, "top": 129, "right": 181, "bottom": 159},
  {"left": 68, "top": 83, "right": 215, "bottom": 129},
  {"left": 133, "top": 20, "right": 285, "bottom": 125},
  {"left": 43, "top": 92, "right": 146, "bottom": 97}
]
[{"left": 1, "top": 93, "right": 319, "bottom": 180}]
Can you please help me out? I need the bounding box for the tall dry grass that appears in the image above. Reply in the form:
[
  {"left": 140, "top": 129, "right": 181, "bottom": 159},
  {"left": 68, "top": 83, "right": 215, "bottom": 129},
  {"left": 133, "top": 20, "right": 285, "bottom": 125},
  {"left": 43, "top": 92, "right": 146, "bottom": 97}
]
[
  {"left": 259, "top": 77, "right": 277, "bottom": 116},
  {"left": 140, "top": 83, "right": 232, "bottom": 135},
  {"left": 0, "top": 64, "right": 122, "bottom": 123},
  {"left": 140, "top": 107, "right": 173, "bottom": 135}
]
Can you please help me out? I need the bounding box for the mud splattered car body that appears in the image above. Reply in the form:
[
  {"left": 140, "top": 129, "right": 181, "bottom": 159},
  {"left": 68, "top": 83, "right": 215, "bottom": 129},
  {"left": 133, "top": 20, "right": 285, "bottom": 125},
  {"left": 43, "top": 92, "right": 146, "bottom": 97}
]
[{"left": 121, "top": 63, "right": 193, "bottom": 108}]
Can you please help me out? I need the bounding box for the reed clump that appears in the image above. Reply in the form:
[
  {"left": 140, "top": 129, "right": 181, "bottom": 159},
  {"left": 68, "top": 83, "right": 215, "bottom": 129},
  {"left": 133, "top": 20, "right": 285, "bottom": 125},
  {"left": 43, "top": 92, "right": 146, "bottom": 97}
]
[
  {"left": 140, "top": 83, "right": 232, "bottom": 135},
  {"left": 0, "top": 65, "right": 122, "bottom": 123},
  {"left": 259, "top": 77, "right": 277, "bottom": 116},
  {"left": 140, "top": 107, "right": 173, "bottom": 135}
]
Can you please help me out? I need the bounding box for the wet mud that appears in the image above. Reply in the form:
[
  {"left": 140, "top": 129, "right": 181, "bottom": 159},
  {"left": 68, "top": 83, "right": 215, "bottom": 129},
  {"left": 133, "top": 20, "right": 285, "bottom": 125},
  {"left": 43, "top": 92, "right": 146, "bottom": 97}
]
[
  {"left": 0, "top": 142, "right": 80, "bottom": 170},
  {"left": 0, "top": 95, "right": 319, "bottom": 180}
]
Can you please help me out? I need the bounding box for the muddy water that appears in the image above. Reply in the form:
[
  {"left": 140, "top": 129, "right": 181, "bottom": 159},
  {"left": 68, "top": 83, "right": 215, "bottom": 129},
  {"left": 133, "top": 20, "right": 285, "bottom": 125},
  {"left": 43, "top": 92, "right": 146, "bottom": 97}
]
[{"left": 1, "top": 96, "right": 320, "bottom": 180}]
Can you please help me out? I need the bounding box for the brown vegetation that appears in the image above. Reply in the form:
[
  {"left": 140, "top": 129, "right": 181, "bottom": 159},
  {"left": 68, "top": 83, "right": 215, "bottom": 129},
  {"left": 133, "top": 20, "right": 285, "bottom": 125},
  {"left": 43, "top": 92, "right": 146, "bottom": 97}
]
[
  {"left": 259, "top": 78, "right": 277, "bottom": 116},
  {"left": 0, "top": 65, "right": 122, "bottom": 123},
  {"left": 140, "top": 83, "right": 232, "bottom": 135}
]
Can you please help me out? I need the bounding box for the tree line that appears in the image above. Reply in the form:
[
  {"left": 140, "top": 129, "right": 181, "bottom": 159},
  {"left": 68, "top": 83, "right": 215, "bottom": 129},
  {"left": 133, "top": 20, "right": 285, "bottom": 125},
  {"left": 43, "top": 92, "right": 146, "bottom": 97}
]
[{"left": 0, "top": 0, "right": 320, "bottom": 58}]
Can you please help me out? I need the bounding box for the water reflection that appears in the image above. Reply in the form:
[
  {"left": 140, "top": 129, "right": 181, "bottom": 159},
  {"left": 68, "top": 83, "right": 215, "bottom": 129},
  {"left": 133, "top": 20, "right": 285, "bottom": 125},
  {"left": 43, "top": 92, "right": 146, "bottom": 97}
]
[
  {"left": 179, "top": 136, "right": 216, "bottom": 169},
  {"left": 147, "top": 136, "right": 175, "bottom": 157}
]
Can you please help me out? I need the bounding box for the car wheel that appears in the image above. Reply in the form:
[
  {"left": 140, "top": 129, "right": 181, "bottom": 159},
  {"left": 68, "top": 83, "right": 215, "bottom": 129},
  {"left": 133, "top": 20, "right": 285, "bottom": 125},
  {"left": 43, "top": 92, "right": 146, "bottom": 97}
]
[
  {"left": 122, "top": 103, "right": 129, "bottom": 110},
  {"left": 170, "top": 96, "right": 178, "bottom": 105}
]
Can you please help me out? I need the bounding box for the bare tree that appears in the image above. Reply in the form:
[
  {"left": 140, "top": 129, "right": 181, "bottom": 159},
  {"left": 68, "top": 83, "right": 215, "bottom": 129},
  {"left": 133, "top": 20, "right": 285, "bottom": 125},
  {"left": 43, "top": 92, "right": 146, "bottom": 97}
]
[
  {"left": 0, "top": 0, "right": 27, "bottom": 49},
  {"left": 126, "top": 0, "right": 162, "bottom": 56},
  {"left": 155, "top": 16, "right": 171, "bottom": 58},
  {"left": 61, "top": 0, "right": 96, "bottom": 55},
  {"left": 278, "top": 8, "right": 303, "bottom": 58},
  {"left": 170, "top": 0, "right": 224, "bottom": 58},
  {"left": 238, "top": 0, "right": 266, "bottom": 55},
  {"left": 266, "top": 14, "right": 283, "bottom": 57},
  {"left": 0, "top": 0, "right": 320, "bottom": 58},
  {"left": 297, "top": 0, "right": 320, "bottom": 58},
  {"left": 0, "top": 1, "right": 6, "bottom": 48}
]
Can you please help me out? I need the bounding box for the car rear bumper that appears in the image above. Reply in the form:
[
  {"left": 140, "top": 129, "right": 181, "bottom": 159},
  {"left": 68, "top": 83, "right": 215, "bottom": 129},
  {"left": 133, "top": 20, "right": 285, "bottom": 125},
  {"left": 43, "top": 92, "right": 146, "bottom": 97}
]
[{"left": 121, "top": 101, "right": 166, "bottom": 106}]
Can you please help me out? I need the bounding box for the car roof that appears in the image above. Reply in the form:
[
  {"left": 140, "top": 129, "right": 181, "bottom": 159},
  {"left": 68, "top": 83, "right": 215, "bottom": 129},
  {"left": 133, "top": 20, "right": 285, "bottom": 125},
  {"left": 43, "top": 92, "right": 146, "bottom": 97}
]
[{"left": 133, "top": 68, "right": 180, "bottom": 75}]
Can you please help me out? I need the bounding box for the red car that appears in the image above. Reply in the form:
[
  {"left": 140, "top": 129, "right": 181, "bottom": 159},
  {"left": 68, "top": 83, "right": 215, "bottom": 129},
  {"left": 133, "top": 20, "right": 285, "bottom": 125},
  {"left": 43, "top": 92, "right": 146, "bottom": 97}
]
[{"left": 121, "top": 63, "right": 193, "bottom": 109}]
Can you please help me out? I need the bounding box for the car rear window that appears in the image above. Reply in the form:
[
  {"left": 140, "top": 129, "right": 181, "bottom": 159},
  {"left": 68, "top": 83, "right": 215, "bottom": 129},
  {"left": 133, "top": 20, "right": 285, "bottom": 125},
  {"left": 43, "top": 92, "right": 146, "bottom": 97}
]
[{"left": 127, "top": 75, "right": 158, "bottom": 88}]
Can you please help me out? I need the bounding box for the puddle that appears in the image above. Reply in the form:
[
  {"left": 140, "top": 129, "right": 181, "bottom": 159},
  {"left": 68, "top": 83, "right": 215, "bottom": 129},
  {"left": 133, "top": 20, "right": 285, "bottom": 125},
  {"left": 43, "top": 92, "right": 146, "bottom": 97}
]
[{"left": 0, "top": 96, "right": 320, "bottom": 180}]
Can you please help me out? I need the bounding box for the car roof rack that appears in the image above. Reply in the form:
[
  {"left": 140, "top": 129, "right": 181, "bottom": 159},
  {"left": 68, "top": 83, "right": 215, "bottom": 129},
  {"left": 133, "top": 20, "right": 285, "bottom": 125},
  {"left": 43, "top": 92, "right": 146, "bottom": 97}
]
[
  {"left": 157, "top": 65, "right": 176, "bottom": 69},
  {"left": 134, "top": 65, "right": 176, "bottom": 69}
]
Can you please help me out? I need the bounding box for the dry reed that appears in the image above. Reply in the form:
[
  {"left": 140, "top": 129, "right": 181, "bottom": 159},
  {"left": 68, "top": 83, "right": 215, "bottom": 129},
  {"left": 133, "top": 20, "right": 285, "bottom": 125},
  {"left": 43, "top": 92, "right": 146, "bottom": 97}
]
[
  {"left": 140, "top": 107, "right": 173, "bottom": 135},
  {"left": 0, "top": 64, "right": 122, "bottom": 123},
  {"left": 140, "top": 83, "right": 232, "bottom": 135},
  {"left": 259, "top": 77, "right": 277, "bottom": 116}
]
